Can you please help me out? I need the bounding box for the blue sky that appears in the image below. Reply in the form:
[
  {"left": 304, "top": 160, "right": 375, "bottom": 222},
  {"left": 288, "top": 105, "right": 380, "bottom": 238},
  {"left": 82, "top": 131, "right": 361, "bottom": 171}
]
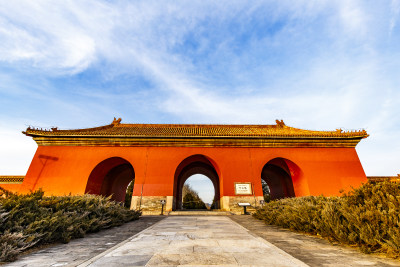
[{"left": 1, "top": 1, "right": 399, "bottom": 180}]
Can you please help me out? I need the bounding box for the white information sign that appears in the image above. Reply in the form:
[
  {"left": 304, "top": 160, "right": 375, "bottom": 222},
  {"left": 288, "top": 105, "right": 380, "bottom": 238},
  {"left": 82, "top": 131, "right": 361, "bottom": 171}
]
[{"left": 234, "top": 183, "right": 252, "bottom": 195}]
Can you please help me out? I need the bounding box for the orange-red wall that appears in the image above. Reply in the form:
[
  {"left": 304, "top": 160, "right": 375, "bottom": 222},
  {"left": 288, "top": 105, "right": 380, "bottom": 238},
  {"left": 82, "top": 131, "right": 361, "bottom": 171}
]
[
  {"left": 0, "top": 184, "right": 22, "bottom": 193},
  {"left": 19, "top": 145, "right": 367, "bottom": 198}
]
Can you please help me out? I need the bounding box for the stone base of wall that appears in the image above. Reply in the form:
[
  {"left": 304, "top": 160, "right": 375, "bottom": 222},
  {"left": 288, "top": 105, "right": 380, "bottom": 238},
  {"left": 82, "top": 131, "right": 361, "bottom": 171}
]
[
  {"left": 131, "top": 196, "right": 173, "bottom": 215},
  {"left": 131, "top": 195, "right": 264, "bottom": 215},
  {"left": 220, "top": 196, "right": 264, "bottom": 215}
]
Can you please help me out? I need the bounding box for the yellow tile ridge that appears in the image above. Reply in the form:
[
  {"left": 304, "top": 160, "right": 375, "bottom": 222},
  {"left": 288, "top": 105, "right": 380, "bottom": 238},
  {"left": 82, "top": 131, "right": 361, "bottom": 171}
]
[
  {"left": 0, "top": 176, "right": 25, "bottom": 184},
  {"left": 22, "top": 118, "right": 369, "bottom": 139}
]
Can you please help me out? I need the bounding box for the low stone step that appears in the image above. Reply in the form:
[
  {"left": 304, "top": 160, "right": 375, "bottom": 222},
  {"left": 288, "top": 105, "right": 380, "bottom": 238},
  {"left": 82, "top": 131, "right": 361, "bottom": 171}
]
[{"left": 167, "top": 210, "right": 234, "bottom": 216}]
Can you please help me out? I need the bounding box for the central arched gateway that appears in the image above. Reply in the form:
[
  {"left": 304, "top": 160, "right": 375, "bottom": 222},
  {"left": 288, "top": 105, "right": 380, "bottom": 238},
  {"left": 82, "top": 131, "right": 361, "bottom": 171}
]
[{"left": 173, "top": 155, "right": 220, "bottom": 210}]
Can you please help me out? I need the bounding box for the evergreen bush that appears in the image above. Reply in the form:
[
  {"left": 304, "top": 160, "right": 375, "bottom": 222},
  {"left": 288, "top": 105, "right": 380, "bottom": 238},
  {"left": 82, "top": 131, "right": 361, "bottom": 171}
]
[
  {"left": 182, "top": 184, "right": 207, "bottom": 209},
  {"left": 0, "top": 187, "right": 141, "bottom": 262},
  {"left": 253, "top": 181, "right": 400, "bottom": 257}
]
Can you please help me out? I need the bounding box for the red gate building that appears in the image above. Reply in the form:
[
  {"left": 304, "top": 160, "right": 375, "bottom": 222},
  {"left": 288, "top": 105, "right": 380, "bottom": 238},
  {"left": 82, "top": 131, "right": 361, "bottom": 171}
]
[{"left": 2, "top": 118, "right": 369, "bottom": 214}]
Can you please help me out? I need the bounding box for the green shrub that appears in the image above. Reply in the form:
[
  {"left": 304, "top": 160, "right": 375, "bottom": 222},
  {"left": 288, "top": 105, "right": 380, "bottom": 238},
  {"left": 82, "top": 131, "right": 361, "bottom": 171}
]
[
  {"left": 254, "top": 181, "right": 400, "bottom": 257},
  {"left": 182, "top": 192, "right": 207, "bottom": 209},
  {"left": 0, "top": 187, "right": 141, "bottom": 262},
  {"left": 182, "top": 184, "right": 207, "bottom": 209}
]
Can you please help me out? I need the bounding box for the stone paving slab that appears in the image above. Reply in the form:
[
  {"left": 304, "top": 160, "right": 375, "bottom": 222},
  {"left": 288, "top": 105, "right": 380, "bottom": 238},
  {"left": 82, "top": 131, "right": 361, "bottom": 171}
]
[
  {"left": 79, "top": 216, "right": 308, "bottom": 267},
  {"left": 230, "top": 215, "right": 400, "bottom": 267},
  {"left": 2, "top": 216, "right": 164, "bottom": 267}
]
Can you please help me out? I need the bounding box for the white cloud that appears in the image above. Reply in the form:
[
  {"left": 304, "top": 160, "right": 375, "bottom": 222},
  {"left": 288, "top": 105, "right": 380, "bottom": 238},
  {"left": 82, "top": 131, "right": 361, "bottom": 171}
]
[
  {"left": 0, "top": 0, "right": 114, "bottom": 74},
  {"left": 0, "top": 125, "right": 37, "bottom": 175},
  {"left": 337, "top": 0, "right": 368, "bottom": 37},
  {"left": 390, "top": 0, "right": 400, "bottom": 35}
]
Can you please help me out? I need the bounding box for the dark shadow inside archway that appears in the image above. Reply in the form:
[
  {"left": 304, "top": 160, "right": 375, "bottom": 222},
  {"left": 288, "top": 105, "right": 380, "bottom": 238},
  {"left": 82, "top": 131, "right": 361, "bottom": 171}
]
[
  {"left": 261, "top": 158, "right": 295, "bottom": 200},
  {"left": 85, "top": 157, "right": 135, "bottom": 204},
  {"left": 174, "top": 155, "right": 220, "bottom": 210}
]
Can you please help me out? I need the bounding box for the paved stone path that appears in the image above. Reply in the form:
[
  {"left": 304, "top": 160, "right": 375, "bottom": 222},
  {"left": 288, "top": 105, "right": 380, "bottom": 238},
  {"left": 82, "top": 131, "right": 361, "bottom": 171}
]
[
  {"left": 79, "top": 216, "right": 307, "bottom": 267},
  {"left": 3, "top": 215, "right": 400, "bottom": 266},
  {"left": 231, "top": 216, "right": 400, "bottom": 267}
]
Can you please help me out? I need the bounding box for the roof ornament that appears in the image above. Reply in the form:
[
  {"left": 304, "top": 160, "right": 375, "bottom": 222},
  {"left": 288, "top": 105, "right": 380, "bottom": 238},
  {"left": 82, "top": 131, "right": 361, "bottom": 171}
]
[
  {"left": 112, "top": 117, "right": 122, "bottom": 126},
  {"left": 275, "top": 119, "right": 286, "bottom": 127},
  {"left": 360, "top": 129, "right": 369, "bottom": 138}
]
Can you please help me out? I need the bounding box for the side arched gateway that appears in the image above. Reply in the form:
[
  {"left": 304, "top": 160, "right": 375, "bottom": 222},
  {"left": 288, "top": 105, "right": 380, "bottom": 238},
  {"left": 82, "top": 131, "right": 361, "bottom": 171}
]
[
  {"left": 173, "top": 155, "right": 220, "bottom": 210},
  {"left": 85, "top": 157, "right": 135, "bottom": 203},
  {"left": 261, "top": 157, "right": 300, "bottom": 200}
]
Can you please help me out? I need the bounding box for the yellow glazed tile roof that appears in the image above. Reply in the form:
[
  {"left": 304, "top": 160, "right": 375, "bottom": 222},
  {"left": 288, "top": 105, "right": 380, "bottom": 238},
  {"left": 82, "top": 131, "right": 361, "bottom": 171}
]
[
  {"left": 23, "top": 118, "right": 369, "bottom": 139},
  {"left": 0, "top": 176, "right": 24, "bottom": 184}
]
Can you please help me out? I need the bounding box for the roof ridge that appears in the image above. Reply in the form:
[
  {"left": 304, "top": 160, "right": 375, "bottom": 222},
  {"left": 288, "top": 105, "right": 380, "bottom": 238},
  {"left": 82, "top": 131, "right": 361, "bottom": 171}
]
[{"left": 22, "top": 118, "right": 369, "bottom": 139}]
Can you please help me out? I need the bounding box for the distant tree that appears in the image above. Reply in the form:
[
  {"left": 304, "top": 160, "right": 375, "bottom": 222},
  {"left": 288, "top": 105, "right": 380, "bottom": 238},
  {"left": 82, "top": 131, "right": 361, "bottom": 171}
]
[
  {"left": 124, "top": 180, "right": 134, "bottom": 208},
  {"left": 261, "top": 179, "right": 271, "bottom": 202},
  {"left": 210, "top": 198, "right": 218, "bottom": 209},
  {"left": 182, "top": 184, "right": 207, "bottom": 209}
]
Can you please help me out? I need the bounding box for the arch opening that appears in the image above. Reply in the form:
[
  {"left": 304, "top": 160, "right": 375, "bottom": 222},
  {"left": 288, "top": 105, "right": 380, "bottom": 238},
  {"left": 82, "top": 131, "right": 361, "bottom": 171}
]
[
  {"left": 173, "top": 155, "right": 220, "bottom": 210},
  {"left": 182, "top": 174, "right": 215, "bottom": 210},
  {"left": 85, "top": 157, "right": 135, "bottom": 204},
  {"left": 261, "top": 158, "right": 296, "bottom": 200}
]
